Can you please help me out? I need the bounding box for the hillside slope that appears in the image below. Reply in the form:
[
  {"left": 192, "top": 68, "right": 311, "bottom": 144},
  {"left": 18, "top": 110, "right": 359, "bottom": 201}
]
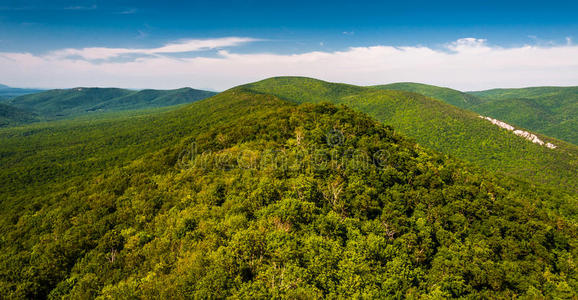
[
  {"left": 86, "top": 88, "right": 217, "bottom": 112},
  {"left": 469, "top": 87, "right": 578, "bottom": 144},
  {"left": 244, "top": 77, "right": 578, "bottom": 192},
  {"left": 2, "top": 87, "right": 217, "bottom": 119},
  {"left": 0, "top": 103, "right": 39, "bottom": 127},
  {"left": 2, "top": 88, "right": 133, "bottom": 117},
  {"left": 373, "top": 83, "right": 577, "bottom": 145},
  {"left": 470, "top": 86, "right": 578, "bottom": 100},
  {"left": 0, "top": 88, "right": 575, "bottom": 298},
  {"left": 372, "top": 82, "right": 485, "bottom": 108}
]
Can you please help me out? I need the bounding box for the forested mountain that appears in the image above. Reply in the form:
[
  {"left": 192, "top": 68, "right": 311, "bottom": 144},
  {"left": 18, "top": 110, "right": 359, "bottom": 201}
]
[
  {"left": 372, "top": 82, "right": 485, "bottom": 108},
  {"left": 0, "top": 87, "right": 576, "bottom": 298},
  {"left": 0, "top": 103, "right": 39, "bottom": 127},
  {"left": 2, "top": 88, "right": 132, "bottom": 117},
  {"left": 469, "top": 87, "right": 578, "bottom": 144},
  {"left": 0, "top": 83, "right": 44, "bottom": 99},
  {"left": 470, "top": 86, "right": 578, "bottom": 100},
  {"left": 85, "top": 88, "right": 217, "bottom": 112},
  {"left": 244, "top": 77, "right": 578, "bottom": 192},
  {"left": 374, "top": 83, "right": 577, "bottom": 145},
  {"left": 1, "top": 87, "right": 216, "bottom": 120}
]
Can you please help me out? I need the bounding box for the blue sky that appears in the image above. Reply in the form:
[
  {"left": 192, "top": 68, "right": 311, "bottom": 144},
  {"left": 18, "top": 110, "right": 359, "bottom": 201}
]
[
  {"left": 1, "top": 0, "right": 578, "bottom": 90},
  {"left": 1, "top": 0, "right": 577, "bottom": 52}
]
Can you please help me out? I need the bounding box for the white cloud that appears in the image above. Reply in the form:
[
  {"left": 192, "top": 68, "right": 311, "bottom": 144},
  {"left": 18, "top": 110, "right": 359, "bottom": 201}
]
[
  {"left": 47, "top": 37, "right": 260, "bottom": 60},
  {"left": 1, "top": 37, "right": 578, "bottom": 91},
  {"left": 446, "top": 38, "right": 490, "bottom": 53}
]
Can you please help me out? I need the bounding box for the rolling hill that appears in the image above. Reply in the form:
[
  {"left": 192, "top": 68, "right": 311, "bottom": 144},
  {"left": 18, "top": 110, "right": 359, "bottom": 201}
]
[
  {"left": 2, "top": 88, "right": 132, "bottom": 117},
  {"left": 243, "top": 77, "right": 578, "bottom": 192},
  {"left": 470, "top": 86, "right": 578, "bottom": 100},
  {"left": 0, "top": 83, "right": 44, "bottom": 99},
  {"left": 372, "top": 82, "right": 485, "bottom": 108},
  {"left": 1, "top": 87, "right": 217, "bottom": 119},
  {"left": 0, "top": 87, "right": 575, "bottom": 298},
  {"left": 85, "top": 88, "right": 216, "bottom": 112},
  {"left": 373, "top": 83, "right": 577, "bottom": 145},
  {"left": 469, "top": 87, "right": 578, "bottom": 144}
]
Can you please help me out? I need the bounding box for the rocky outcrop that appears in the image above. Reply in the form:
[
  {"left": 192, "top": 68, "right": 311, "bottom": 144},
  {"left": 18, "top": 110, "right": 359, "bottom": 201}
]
[{"left": 479, "top": 116, "right": 557, "bottom": 149}]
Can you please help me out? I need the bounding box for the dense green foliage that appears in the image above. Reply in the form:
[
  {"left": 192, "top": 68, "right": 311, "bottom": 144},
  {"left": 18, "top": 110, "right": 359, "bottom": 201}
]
[
  {"left": 0, "top": 103, "right": 39, "bottom": 127},
  {"left": 469, "top": 87, "right": 578, "bottom": 145},
  {"left": 85, "top": 88, "right": 217, "bottom": 112},
  {"left": 0, "top": 90, "right": 272, "bottom": 201},
  {"left": 374, "top": 83, "right": 578, "bottom": 145},
  {"left": 244, "top": 77, "right": 578, "bottom": 192},
  {"left": 1, "top": 86, "right": 216, "bottom": 120},
  {"left": 373, "top": 82, "right": 485, "bottom": 108},
  {"left": 0, "top": 88, "right": 576, "bottom": 298}
]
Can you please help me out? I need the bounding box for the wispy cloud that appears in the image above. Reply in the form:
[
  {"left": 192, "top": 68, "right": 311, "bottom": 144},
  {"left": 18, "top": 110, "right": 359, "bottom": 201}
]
[
  {"left": 64, "top": 4, "right": 97, "bottom": 10},
  {"left": 136, "top": 30, "right": 148, "bottom": 39},
  {"left": 117, "top": 8, "right": 138, "bottom": 15},
  {"left": 1, "top": 37, "right": 577, "bottom": 91},
  {"left": 48, "top": 37, "right": 260, "bottom": 60}
]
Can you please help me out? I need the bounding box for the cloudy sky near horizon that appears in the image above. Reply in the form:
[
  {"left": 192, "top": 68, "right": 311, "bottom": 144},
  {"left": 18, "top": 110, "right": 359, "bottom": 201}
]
[{"left": 1, "top": 0, "right": 577, "bottom": 91}]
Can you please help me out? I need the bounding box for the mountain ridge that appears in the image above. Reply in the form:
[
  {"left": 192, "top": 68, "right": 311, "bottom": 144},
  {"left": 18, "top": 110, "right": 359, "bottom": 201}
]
[
  {"left": 1, "top": 87, "right": 217, "bottom": 121},
  {"left": 372, "top": 82, "right": 577, "bottom": 145},
  {"left": 372, "top": 82, "right": 486, "bottom": 107},
  {"left": 0, "top": 83, "right": 45, "bottom": 99},
  {"left": 243, "top": 77, "right": 578, "bottom": 192}
]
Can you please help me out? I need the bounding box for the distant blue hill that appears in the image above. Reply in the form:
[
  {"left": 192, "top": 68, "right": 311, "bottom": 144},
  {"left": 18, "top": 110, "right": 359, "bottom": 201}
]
[
  {"left": 1, "top": 86, "right": 217, "bottom": 119},
  {"left": 0, "top": 83, "right": 45, "bottom": 98}
]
